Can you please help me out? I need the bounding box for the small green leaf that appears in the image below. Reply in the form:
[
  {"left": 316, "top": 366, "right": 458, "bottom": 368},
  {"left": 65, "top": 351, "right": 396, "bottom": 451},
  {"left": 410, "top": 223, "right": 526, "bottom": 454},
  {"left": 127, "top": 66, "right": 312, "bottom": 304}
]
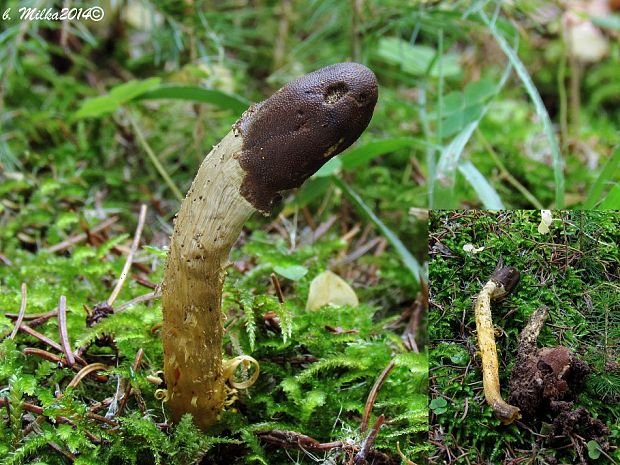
[
  {"left": 430, "top": 397, "right": 448, "bottom": 414},
  {"left": 313, "top": 157, "right": 341, "bottom": 177},
  {"left": 273, "top": 265, "right": 308, "bottom": 281},
  {"left": 587, "top": 440, "right": 601, "bottom": 460},
  {"left": 340, "top": 137, "right": 439, "bottom": 170},
  {"left": 599, "top": 183, "right": 620, "bottom": 209},
  {"left": 441, "top": 111, "right": 465, "bottom": 139},
  {"left": 441, "top": 92, "right": 464, "bottom": 116},
  {"left": 464, "top": 78, "right": 496, "bottom": 106},
  {"left": 74, "top": 77, "right": 161, "bottom": 118},
  {"left": 135, "top": 85, "right": 250, "bottom": 114},
  {"left": 375, "top": 37, "right": 461, "bottom": 77}
]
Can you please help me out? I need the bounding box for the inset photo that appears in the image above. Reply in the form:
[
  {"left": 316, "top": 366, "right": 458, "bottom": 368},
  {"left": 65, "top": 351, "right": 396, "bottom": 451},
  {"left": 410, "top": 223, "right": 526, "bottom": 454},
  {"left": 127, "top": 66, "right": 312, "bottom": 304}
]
[{"left": 428, "top": 210, "right": 619, "bottom": 465}]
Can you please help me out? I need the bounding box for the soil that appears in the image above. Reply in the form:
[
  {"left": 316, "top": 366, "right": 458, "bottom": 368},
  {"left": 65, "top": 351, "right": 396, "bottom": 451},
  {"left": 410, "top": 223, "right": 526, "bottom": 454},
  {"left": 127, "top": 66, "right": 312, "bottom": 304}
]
[
  {"left": 509, "top": 345, "right": 590, "bottom": 418},
  {"left": 508, "top": 308, "right": 609, "bottom": 448},
  {"left": 550, "top": 402, "right": 610, "bottom": 448}
]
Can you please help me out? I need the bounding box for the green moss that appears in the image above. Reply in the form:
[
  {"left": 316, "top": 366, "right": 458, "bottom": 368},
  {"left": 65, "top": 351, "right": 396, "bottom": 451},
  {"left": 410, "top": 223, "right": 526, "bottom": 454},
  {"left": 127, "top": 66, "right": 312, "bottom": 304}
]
[
  {"left": 0, "top": 227, "right": 426, "bottom": 463},
  {"left": 429, "top": 210, "right": 620, "bottom": 464}
]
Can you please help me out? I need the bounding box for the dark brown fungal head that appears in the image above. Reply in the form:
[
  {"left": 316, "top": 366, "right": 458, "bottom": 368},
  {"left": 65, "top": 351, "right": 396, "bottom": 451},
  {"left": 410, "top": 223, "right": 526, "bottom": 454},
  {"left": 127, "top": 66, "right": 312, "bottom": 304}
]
[
  {"left": 490, "top": 266, "right": 520, "bottom": 296},
  {"left": 234, "top": 62, "right": 378, "bottom": 213}
]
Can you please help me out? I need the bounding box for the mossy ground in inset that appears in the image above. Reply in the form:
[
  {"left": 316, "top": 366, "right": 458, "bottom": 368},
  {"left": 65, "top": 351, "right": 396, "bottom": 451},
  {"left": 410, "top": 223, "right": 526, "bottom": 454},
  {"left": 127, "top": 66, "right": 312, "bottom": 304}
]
[{"left": 429, "top": 210, "right": 619, "bottom": 465}]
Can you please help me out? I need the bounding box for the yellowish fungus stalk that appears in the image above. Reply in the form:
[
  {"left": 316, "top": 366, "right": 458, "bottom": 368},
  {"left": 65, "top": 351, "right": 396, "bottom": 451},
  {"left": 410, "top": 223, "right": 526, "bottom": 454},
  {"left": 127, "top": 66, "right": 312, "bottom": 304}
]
[
  {"left": 474, "top": 265, "right": 521, "bottom": 425},
  {"left": 161, "top": 63, "right": 378, "bottom": 430}
]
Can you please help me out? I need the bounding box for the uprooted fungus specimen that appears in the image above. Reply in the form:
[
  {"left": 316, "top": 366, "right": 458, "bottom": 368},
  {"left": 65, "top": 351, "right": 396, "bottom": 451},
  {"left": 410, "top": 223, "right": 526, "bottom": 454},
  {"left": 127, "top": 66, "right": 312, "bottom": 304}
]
[
  {"left": 509, "top": 306, "right": 609, "bottom": 445},
  {"left": 473, "top": 264, "right": 521, "bottom": 425},
  {"left": 161, "top": 63, "right": 378, "bottom": 430}
]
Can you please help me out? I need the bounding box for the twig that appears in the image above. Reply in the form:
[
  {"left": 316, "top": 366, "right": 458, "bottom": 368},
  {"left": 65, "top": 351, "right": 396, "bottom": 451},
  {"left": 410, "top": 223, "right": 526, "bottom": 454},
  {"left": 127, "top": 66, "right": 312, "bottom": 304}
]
[
  {"left": 341, "top": 223, "right": 361, "bottom": 243},
  {"left": 256, "top": 430, "right": 344, "bottom": 451},
  {"left": 5, "top": 309, "right": 55, "bottom": 321},
  {"left": 107, "top": 204, "right": 148, "bottom": 306},
  {"left": 19, "top": 325, "right": 64, "bottom": 353},
  {"left": 6, "top": 308, "right": 58, "bottom": 328},
  {"left": 331, "top": 236, "right": 383, "bottom": 267},
  {"left": 23, "top": 404, "right": 102, "bottom": 446},
  {"left": 133, "top": 275, "right": 157, "bottom": 289},
  {"left": 85, "top": 411, "right": 118, "bottom": 426},
  {"left": 48, "top": 442, "right": 77, "bottom": 462},
  {"left": 46, "top": 216, "right": 119, "bottom": 253},
  {"left": 270, "top": 273, "right": 285, "bottom": 304},
  {"left": 67, "top": 363, "right": 109, "bottom": 390},
  {"left": 301, "top": 207, "right": 316, "bottom": 230},
  {"left": 0, "top": 398, "right": 114, "bottom": 428},
  {"left": 23, "top": 347, "right": 70, "bottom": 365},
  {"left": 58, "top": 296, "right": 76, "bottom": 366},
  {"left": 353, "top": 414, "right": 385, "bottom": 464},
  {"left": 8, "top": 283, "right": 27, "bottom": 339},
  {"left": 115, "top": 290, "right": 161, "bottom": 313},
  {"left": 89, "top": 397, "right": 114, "bottom": 413},
  {"left": 310, "top": 215, "right": 337, "bottom": 243},
  {"left": 22, "top": 348, "right": 106, "bottom": 382},
  {"left": 360, "top": 361, "right": 395, "bottom": 434},
  {"left": 403, "top": 281, "right": 427, "bottom": 353}
]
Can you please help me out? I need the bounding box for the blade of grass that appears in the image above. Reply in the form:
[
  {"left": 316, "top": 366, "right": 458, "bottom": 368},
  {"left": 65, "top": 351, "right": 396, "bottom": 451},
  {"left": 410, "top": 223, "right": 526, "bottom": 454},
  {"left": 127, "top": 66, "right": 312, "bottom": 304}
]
[
  {"left": 340, "top": 137, "right": 441, "bottom": 170},
  {"left": 584, "top": 146, "right": 620, "bottom": 209},
  {"left": 417, "top": 86, "right": 435, "bottom": 207},
  {"left": 476, "top": 129, "right": 544, "bottom": 209},
  {"left": 128, "top": 112, "right": 184, "bottom": 202},
  {"left": 458, "top": 160, "right": 505, "bottom": 209},
  {"left": 479, "top": 10, "right": 565, "bottom": 208},
  {"left": 331, "top": 177, "right": 422, "bottom": 283},
  {"left": 429, "top": 28, "right": 445, "bottom": 208},
  {"left": 432, "top": 32, "right": 512, "bottom": 209},
  {"left": 599, "top": 183, "right": 620, "bottom": 210},
  {"left": 433, "top": 121, "right": 478, "bottom": 209}
]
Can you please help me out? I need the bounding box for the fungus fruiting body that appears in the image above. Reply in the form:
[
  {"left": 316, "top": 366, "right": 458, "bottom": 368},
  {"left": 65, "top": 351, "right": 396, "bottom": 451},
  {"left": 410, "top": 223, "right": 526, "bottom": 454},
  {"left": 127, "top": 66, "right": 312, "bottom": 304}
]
[
  {"left": 474, "top": 265, "right": 521, "bottom": 425},
  {"left": 161, "top": 63, "right": 378, "bottom": 429},
  {"left": 508, "top": 306, "right": 609, "bottom": 446}
]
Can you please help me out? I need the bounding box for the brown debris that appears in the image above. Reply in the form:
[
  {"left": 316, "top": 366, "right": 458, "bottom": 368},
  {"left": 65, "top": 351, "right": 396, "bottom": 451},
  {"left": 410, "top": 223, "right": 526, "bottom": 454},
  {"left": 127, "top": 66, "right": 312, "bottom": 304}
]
[
  {"left": 550, "top": 403, "right": 609, "bottom": 447},
  {"left": 508, "top": 307, "right": 609, "bottom": 447}
]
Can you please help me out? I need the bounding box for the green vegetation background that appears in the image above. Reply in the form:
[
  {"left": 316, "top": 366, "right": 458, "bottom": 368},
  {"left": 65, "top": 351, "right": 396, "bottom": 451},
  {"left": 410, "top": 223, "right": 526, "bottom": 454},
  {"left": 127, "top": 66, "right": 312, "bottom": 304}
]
[
  {"left": 0, "top": 1, "right": 436, "bottom": 464},
  {"left": 429, "top": 210, "right": 619, "bottom": 465},
  {"left": 1, "top": 0, "right": 619, "bottom": 463}
]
